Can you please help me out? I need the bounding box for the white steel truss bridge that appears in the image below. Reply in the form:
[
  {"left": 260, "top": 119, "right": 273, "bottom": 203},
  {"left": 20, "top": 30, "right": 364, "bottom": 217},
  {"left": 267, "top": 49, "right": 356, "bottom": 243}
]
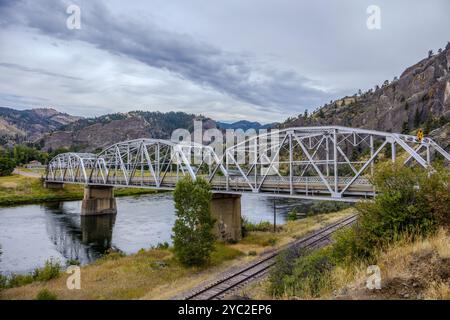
[{"left": 45, "top": 126, "right": 450, "bottom": 202}]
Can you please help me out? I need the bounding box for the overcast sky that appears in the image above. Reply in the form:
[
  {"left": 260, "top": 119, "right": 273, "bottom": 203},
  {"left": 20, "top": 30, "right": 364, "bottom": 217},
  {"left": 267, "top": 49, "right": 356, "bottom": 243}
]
[{"left": 0, "top": 0, "right": 449, "bottom": 123}]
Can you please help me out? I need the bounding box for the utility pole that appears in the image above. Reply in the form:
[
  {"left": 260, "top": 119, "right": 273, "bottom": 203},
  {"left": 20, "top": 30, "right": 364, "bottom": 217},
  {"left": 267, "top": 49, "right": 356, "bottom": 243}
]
[{"left": 273, "top": 199, "right": 276, "bottom": 233}]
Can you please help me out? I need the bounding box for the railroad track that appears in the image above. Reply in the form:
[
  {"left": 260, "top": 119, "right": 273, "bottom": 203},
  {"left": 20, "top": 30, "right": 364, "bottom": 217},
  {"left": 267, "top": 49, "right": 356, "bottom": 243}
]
[{"left": 182, "top": 214, "right": 358, "bottom": 300}]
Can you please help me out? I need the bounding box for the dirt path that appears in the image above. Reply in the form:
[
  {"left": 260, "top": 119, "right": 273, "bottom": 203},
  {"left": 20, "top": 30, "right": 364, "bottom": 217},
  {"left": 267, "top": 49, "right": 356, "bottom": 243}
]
[{"left": 13, "top": 168, "right": 42, "bottom": 178}]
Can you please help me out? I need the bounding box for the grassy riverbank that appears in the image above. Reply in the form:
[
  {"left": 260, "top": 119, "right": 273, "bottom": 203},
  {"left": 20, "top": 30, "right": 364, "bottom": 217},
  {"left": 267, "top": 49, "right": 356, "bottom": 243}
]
[
  {"left": 0, "top": 209, "right": 355, "bottom": 300},
  {"left": 0, "top": 175, "right": 157, "bottom": 206}
]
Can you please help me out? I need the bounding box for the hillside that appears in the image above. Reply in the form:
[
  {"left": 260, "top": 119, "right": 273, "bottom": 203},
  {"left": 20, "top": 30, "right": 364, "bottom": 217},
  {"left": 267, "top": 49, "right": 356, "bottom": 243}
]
[
  {"left": 0, "top": 107, "right": 81, "bottom": 146},
  {"left": 282, "top": 42, "right": 450, "bottom": 149},
  {"left": 217, "top": 120, "right": 276, "bottom": 131},
  {"left": 40, "top": 111, "right": 217, "bottom": 152}
]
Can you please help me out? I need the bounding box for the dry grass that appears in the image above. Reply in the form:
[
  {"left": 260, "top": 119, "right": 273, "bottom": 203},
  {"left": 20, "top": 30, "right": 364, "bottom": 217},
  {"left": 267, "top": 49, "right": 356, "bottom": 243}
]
[
  {"left": 0, "top": 244, "right": 243, "bottom": 300},
  {"left": 333, "top": 228, "right": 450, "bottom": 300}
]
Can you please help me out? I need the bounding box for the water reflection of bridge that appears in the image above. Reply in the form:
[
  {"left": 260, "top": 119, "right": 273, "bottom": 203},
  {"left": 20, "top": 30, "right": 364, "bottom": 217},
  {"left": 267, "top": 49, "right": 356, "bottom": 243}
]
[{"left": 43, "top": 202, "right": 115, "bottom": 264}]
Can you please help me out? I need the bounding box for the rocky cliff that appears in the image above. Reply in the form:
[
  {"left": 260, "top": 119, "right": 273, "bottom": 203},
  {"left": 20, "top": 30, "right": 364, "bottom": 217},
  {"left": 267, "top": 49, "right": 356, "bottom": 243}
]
[{"left": 282, "top": 42, "right": 450, "bottom": 148}]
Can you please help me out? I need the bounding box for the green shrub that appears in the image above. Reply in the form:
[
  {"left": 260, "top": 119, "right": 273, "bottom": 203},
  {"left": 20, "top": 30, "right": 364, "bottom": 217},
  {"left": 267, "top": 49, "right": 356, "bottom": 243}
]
[
  {"left": 172, "top": 177, "right": 215, "bottom": 266},
  {"left": 353, "top": 164, "right": 449, "bottom": 260},
  {"left": 7, "top": 274, "right": 34, "bottom": 287},
  {"left": 33, "top": 258, "right": 61, "bottom": 281},
  {"left": 0, "top": 273, "right": 8, "bottom": 290},
  {"left": 242, "top": 218, "right": 273, "bottom": 233},
  {"left": 268, "top": 246, "right": 303, "bottom": 296},
  {"left": 307, "top": 201, "right": 351, "bottom": 215},
  {"left": 285, "top": 247, "right": 335, "bottom": 297},
  {"left": 287, "top": 209, "right": 298, "bottom": 221},
  {"left": 35, "top": 288, "right": 57, "bottom": 300},
  {"left": 269, "top": 247, "right": 335, "bottom": 298},
  {"left": 156, "top": 242, "right": 170, "bottom": 250},
  {"left": 0, "top": 156, "right": 15, "bottom": 176},
  {"left": 66, "top": 259, "right": 80, "bottom": 266}
]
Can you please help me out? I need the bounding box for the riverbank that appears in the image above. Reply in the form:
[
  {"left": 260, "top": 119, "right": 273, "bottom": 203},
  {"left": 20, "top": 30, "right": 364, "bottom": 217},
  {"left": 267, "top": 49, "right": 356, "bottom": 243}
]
[
  {"left": 0, "top": 208, "right": 355, "bottom": 300},
  {"left": 0, "top": 175, "right": 158, "bottom": 206}
]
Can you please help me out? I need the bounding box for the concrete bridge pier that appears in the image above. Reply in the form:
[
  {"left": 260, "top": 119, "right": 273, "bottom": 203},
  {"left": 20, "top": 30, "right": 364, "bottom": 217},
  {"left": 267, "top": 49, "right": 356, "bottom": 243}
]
[
  {"left": 211, "top": 193, "right": 242, "bottom": 242},
  {"left": 81, "top": 185, "right": 117, "bottom": 215}
]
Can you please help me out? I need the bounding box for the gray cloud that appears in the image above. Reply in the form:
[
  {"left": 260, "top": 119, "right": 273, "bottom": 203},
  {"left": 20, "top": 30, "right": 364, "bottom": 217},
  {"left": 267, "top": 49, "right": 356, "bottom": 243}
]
[
  {"left": 0, "top": 0, "right": 448, "bottom": 122},
  {"left": 0, "top": 62, "right": 82, "bottom": 81},
  {"left": 0, "top": 0, "right": 333, "bottom": 114}
]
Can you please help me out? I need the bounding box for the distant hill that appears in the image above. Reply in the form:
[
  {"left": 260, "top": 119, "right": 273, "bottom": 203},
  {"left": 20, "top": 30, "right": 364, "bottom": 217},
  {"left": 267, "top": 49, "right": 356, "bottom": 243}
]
[
  {"left": 281, "top": 42, "right": 450, "bottom": 149},
  {"left": 217, "top": 120, "right": 277, "bottom": 131},
  {"left": 40, "top": 111, "right": 218, "bottom": 152},
  {"left": 0, "top": 107, "right": 81, "bottom": 146}
]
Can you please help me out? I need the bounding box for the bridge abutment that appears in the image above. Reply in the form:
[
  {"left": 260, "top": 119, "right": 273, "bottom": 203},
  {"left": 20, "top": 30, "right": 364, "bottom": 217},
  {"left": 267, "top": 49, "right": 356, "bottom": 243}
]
[
  {"left": 81, "top": 185, "right": 117, "bottom": 216},
  {"left": 44, "top": 181, "right": 64, "bottom": 189},
  {"left": 211, "top": 193, "right": 242, "bottom": 242}
]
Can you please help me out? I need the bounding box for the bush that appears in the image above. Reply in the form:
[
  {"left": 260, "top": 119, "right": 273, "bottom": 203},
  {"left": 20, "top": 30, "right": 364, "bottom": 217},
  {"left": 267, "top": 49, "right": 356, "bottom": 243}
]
[
  {"left": 269, "top": 247, "right": 335, "bottom": 298},
  {"left": 268, "top": 246, "right": 303, "bottom": 296},
  {"left": 287, "top": 209, "right": 298, "bottom": 221},
  {"left": 353, "top": 164, "right": 449, "bottom": 260},
  {"left": 33, "top": 258, "right": 61, "bottom": 281},
  {"left": 0, "top": 156, "right": 15, "bottom": 176},
  {"left": 35, "top": 288, "right": 57, "bottom": 300},
  {"left": 172, "top": 177, "right": 215, "bottom": 266},
  {"left": 0, "top": 273, "right": 8, "bottom": 290},
  {"left": 66, "top": 259, "right": 80, "bottom": 266},
  {"left": 307, "top": 201, "right": 351, "bottom": 215},
  {"left": 7, "top": 274, "right": 34, "bottom": 287},
  {"left": 286, "top": 247, "right": 335, "bottom": 297},
  {"left": 242, "top": 218, "right": 273, "bottom": 233}
]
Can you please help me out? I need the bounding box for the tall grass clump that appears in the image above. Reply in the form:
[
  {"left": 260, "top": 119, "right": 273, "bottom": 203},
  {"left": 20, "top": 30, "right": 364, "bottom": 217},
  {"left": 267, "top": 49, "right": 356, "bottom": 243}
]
[
  {"left": 35, "top": 288, "right": 58, "bottom": 300},
  {"left": 1, "top": 258, "right": 61, "bottom": 289}
]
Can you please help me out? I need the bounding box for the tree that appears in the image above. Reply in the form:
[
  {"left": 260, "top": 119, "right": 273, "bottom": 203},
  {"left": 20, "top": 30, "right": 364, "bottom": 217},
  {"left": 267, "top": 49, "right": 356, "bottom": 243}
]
[
  {"left": 0, "top": 155, "right": 15, "bottom": 176},
  {"left": 401, "top": 121, "right": 409, "bottom": 134},
  {"left": 318, "top": 109, "right": 325, "bottom": 118},
  {"left": 428, "top": 49, "right": 433, "bottom": 58},
  {"left": 303, "top": 109, "right": 309, "bottom": 119},
  {"left": 414, "top": 108, "right": 421, "bottom": 127},
  {"left": 172, "top": 177, "right": 215, "bottom": 266}
]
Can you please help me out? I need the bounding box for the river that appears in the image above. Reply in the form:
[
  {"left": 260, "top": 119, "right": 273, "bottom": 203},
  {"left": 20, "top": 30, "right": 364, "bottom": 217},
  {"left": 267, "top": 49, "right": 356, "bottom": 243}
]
[{"left": 0, "top": 193, "right": 314, "bottom": 275}]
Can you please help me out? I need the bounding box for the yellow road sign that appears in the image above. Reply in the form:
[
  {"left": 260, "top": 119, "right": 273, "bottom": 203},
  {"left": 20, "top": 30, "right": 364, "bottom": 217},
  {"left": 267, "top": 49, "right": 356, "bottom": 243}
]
[{"left": 417, "top": 129, "right": 424, "bottom": 142}]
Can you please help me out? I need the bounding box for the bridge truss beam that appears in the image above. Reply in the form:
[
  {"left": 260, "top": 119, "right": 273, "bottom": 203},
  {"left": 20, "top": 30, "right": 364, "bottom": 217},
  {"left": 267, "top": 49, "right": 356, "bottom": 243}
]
[{"left": 46, "top": 126, "right": 449, "bottom": 201}]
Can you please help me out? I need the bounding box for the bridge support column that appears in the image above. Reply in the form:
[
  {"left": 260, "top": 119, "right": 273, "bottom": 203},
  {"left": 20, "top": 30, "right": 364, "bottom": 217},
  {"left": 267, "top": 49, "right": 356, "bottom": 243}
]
[
  {"left": 211, "top": 193, "right": 242, "bottom": 242},
  {"left": 81, "top": 185, "right": 117, "bottom": 215},
  {"left": 44, "top": 181, "right": 64, "bottom": 189}
]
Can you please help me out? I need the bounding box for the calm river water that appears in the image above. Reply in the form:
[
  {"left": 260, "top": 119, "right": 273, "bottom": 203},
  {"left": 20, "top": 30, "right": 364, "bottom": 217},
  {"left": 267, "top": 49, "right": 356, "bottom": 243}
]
[{"left": 0, "top": 193, "right": 313, "bottom": 275}]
